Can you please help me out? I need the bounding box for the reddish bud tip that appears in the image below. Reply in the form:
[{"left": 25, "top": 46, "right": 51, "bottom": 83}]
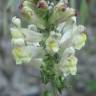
[{"left": 37, "top": 0, "right": 47, "bottom": 9}]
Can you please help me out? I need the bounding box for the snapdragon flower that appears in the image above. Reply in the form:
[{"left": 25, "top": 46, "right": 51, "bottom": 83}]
[
  {"left": 45, "top": 31, "right": 61, "bottom": 53},
  {"left": 11, "top": 17, "right": 44, "bottom": 64},
  {"left": 57, "top": 47, "right": 77, "bottom": 77},
  {"left": 10, "top": 0, "right": 87, "bottom": 95}
]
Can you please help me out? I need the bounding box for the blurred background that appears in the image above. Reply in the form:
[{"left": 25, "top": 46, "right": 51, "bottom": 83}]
[{"left": 0, "top": 0, "right": 96, "bottom": 96}]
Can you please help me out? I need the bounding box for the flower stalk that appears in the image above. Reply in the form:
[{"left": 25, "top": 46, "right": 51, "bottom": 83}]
[{"left": 10, "top": 0, "right": 87, "bottom": 95}]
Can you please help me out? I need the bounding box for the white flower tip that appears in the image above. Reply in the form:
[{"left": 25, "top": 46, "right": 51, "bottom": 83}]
[
  {"left": 69, "top": 47, "right": 75, "bottom": 54},
  {"left": 12, "top": 17, "right": 21, "bottom": 27},
  {"left": 12, "top": 38, "right": 25, "bottom": 47},
  {"left": 65, "top": 47, "right": 75, "bottom": 55},
  {"left": 78, "top": 25, "right": 86, "bottom": 33},
  {"left": 71, "top": 16, "right": 76, "bottom": 23}
]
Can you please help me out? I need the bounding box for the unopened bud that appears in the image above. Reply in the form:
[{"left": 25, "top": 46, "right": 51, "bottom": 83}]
[
  {"left": 23, "top": 1, "right": 31, "bottom": 6},
  {"left": 55, "top": 2, "right": 68, "bottom": 11},
  {"left": 37, "top": 0, "right": 48, "bottom": 9},
  {"left": 12, "top": 17, "right": 21, "bottom": 27}
]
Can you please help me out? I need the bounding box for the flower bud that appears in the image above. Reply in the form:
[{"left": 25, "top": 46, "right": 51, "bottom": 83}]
[
  {"left": 21, "top": 6, "right": 33, "bottom": 19},
  {"left": 12, "top": 17, "right": 21, "bottom": 27},
  {"left": 55, "top": 2, "right": 67, "bottom": 11},
  {"left": 49, "top": 4, "right": 75, "bottom": 25},
  {"left": 37, "top": 0, "right": 48, "bottom": 9},
  {"left": 64, "top": 7, "right": 75, "bottom": 18},
  {"left": 23, "top": 0, "right": 32, "bottom": 6}
]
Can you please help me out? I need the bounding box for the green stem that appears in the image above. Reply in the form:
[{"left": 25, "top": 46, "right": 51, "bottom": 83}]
[
  {"left": 51, "top": 81, "right": 59, "bottom": 96},
  {"left": 52, "top": 87, "right": 58, "bottom": 96}
]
